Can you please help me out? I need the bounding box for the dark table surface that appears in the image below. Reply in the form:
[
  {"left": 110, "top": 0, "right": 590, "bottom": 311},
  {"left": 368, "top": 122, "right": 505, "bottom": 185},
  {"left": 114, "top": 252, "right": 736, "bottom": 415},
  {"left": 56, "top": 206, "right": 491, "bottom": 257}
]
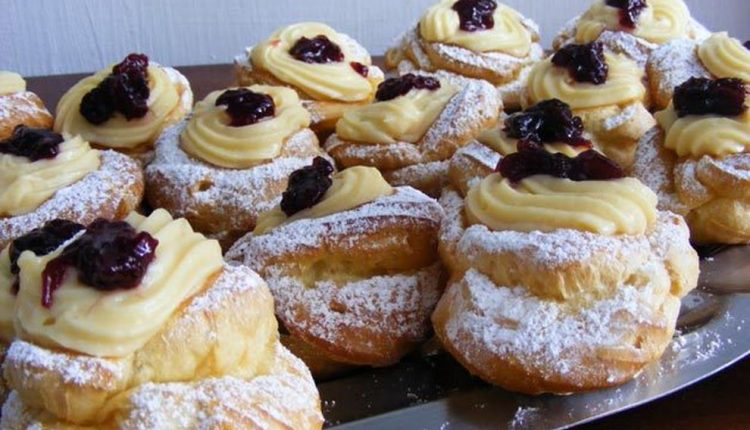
[{"left": 26, "top": 63, "right": 750, "bottom": 430}]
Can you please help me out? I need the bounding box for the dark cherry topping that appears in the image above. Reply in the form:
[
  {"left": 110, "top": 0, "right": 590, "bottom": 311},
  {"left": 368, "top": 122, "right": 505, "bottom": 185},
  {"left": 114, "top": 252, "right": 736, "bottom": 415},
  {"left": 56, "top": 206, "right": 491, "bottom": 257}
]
[
  {"left": 41, "top": 219, "right": 159, "bottom": 308},
  {"left": 498, "top": 140, "right": 624, "bottom": 183},
  {"left": 452, "top": 0, "right": 497, "bottom": 32},
  {"left": 551, "top": 42, "right": 609, "bottom": 85},
  {"left": 280, "top": 156, "right": 334, "bottom": 217},
  {"left": 350, "top": 62, "right": 369, "bottom": 78},
  {"left": 215, "top": 88, "right": 276, "bottom": 127},
  {"left": 605, "top": 0, "right": 648, "bottom": 29},
  {"left": 504, "top": 99, "right": 590, "bottom": 146},
  {"left": 79, "top": 53, "right": 150, "bottom": 125},
  {"left": 0, "top": 126, "right": 65, "bottom": 161},
  {"left": 673, "top": 77, "right": 747, "bottom": 118},
  {"left": 289, "top": 35, "right": 345, "bottom": 64},
  {"left": 375, "top": 73, "right": 441, "bottom": 102},
  {"left": 744, "top": 41, "right": 750, "bottom": 51}
]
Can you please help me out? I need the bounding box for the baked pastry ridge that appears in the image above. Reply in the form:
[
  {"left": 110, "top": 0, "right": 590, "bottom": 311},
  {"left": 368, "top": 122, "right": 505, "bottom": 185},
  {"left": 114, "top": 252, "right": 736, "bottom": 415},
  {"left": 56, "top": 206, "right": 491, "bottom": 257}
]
[{"left": 0, "top": 71, "right": 53, "bottom": 139}]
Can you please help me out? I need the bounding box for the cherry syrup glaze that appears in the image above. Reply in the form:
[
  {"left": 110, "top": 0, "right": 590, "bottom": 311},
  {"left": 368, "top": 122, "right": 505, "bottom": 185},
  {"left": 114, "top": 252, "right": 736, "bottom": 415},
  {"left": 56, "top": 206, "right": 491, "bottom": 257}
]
[
  {"left": 504, "top": 99, "right": 591, "bottom": 147},
  {"left": 79, "top": 53, "right": 150, "bottom": 125},
  {"left": 498, "top": 140, "right": 624, "bottom": 183},
  {"left": 605, "top": 0, "right": 648, "bottom": 29},
  {"left": 452, "top": 0, "right": 497, "bottom": 32},
  {"left": 673, "top": 77, "right": 747, "bottom": 118},
  {"left": 215, "top": 88, "right": 276, "bottom": 127},
  {"left": 551, "top": 42, "right": 609, "bottom": 85},
  {"left": 0, "top": 126, "right": 65, "bottom": 161},
  {"left": 375, "top": 73, "right": 441, "bottom": 102},
  {"left": 289, "top": 35, "right": 345, "bottom": 64},
  {"left": 280, "top": 156, "right": 334, "bottom": 217},
  {"left": 350, "top": 62, "right": 369, "bottom": 78},
  {"left": 41, "top": 219, "right": 159, "bottom": 308}
]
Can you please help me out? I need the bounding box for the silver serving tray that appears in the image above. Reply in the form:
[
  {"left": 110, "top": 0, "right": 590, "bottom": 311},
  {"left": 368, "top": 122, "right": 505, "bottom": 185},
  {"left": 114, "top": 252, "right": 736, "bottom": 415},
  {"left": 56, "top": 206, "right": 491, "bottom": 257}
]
[{"left": 319, "top": 246, "right": 750, "bottom": 430}]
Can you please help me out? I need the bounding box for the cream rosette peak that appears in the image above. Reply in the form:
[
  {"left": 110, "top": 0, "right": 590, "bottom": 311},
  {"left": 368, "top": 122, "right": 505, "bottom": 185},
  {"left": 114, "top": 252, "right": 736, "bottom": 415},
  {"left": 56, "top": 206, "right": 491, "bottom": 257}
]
[
  {"left": 656, "top": 104, "right": 750, "bottom": 158},
  {"left": 0, "top": 71, "right": 26, "bottom": 95},
  {"left": 698, "top": 32, "right": 750, "bottom": 82}
]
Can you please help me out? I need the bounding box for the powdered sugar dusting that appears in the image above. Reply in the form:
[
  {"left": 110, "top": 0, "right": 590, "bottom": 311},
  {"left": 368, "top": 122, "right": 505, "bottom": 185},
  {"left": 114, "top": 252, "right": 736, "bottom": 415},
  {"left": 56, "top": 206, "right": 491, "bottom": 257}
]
[
  {"left": 455, "top": 140, "right": 502, "bottom": 170},
  {"left": 647, "top": 38, "right": 711, "bottom": 108}
]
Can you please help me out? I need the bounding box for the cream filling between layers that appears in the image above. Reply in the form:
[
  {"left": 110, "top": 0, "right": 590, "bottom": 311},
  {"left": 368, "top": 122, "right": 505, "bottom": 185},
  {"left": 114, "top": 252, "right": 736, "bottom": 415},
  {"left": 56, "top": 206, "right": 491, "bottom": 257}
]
[
  {"left": 465, "top": 173, "right": 657, "bottom": 235},
  {"left": 54, "top": 65, "right": 182, "bottom": 150},
  {"left": 526, "top": 53, "right": 646, "bottom": 110},
  {"left": 254, "top": 166, "right": 394, "bottom": 235},
  {"left": 575, "top": 0, "right": 690, "bottom": 45},
  {"left": 0, "top": 71, "right": 26, "bottom": 95},
  {"left": 656, "top": 105, "right": 750, "bottom": 158},
  {"left": 0, "top": 247, "right": 14, "bottom": 342},
  {"left": 14, "top": 209, "right": 223, "bottom": 358},
  {"left": 698, "top": 33, "right": 750, "bottom": 82},
  {"left": 251, "top": 22, "right": 382, "bottom": 102},
  {"left": 180, "top": 85, "right": 311, "bottom": 169},
  {"left": 336, "top": 84, "right": 458, "bottom": 144},
  {"left": 419, "top": 0, "right": 533, "bottom": 56},
  {"left": 477, "top": 126, "right": 589, "bottom": 157},
  {"left": 0, "top": 136, "right": 101, "bottom": 217}
]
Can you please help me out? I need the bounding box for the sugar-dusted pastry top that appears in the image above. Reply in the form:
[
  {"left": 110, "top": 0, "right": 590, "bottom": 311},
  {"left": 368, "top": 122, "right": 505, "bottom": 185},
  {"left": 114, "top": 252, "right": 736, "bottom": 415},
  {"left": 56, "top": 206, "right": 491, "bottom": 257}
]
[
  {"left": 419, "top": 0, "right": 533, "bottom": 56},
  {"left": 180, "top": 85, "right": 310, "bottom": 169},
  {"left": 698, "top": 32, "right": 750, "bottom": 82},
  {"left": 255, "top": 165, "right": 393, "bottom": 234},
  {"left": 656, "top": 105, "right": 750, "bottom": 158},
  {"left": 0, "top": 134, "right": 100, "bottom": 217},
  {"left": 0, "top": 71, "right": 26, "bottom": 95},
  {"left": 14, "top": 209, "right": 223, "bottom": 357},
  {"left": 575, "top": 0, "right": 691, "bottom": 45},
  {"left": 251, "top": 22, "right": 382, "bottom": 102}
]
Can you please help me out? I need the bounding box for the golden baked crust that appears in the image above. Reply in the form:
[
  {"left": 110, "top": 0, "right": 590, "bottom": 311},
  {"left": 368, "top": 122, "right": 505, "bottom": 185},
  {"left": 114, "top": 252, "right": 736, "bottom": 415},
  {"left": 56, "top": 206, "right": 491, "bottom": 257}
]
[
  {"left": 145, "top": 121, "right": 327, "bottom": 249},
  {"left": 449, "top": 140, "right": 501, "bottom": 196},
  {"left": 0, "top": 92, "right": 53, "bottom": 139},
  {"left": 226, "top": 187, "right": 446, "bottom": 373},
  {"left": 0, "top": 150, "right": 143, "bottom": 250}
]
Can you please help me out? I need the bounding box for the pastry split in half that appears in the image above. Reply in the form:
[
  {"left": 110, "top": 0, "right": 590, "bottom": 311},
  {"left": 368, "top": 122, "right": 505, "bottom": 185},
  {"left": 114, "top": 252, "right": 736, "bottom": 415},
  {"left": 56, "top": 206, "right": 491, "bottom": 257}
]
[
  {"left": 0, "top": 71, "right": 53, "bottom": 139},
  {"left": 325, "top": 73, "right": 500, "bottom": 196},
  {"left": 0, "top": 210, "right": 323, "bottom": 429},
  {"left": 54, "top": 53, "right": 193, "bottom": 164},
  {"left": 227, "top": 158, "right": 445, "bottom": 377},
  {"left": 434, "top": 142, "right": 699, "bottom": 394},
  {"left": 234, "top": 22, "right": 384, "bottom": 135},
  {"left": 0, "top": 127, "right": 143, "bottom": 250},
  {"left": 145, "top": 85, "right": 328, "bottom": 249},
  {"left": 633, "top": 77, "right": 750, "bottom": 244},
  {"left": 385, "top": 0, "right": 544, "bottom": 109}
]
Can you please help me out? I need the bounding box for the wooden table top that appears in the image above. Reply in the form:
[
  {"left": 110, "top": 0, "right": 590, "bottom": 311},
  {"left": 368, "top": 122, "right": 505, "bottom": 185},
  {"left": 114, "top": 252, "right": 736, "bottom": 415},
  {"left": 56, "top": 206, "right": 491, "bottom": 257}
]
[{"left": 25, "top": 63, "right": 750, "bottom": 430}]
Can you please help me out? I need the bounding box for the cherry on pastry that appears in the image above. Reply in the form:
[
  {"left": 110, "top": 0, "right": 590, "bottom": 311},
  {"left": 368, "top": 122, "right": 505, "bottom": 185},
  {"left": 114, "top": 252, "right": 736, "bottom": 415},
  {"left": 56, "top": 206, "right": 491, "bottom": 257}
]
[
  {"left": 605, "top": 0, "right": 648, "bottom": 29},
  {"left": 280, "top": 156, "right": 334, "bottom": 217},
  {"left": 504, "top": 99, "right": 590, "bottom": 146},
  {"left": 0, "top": 125, "right": 64, "bottom": 161},
  {"left": 673, "top": 77, "right": 747, "bottom": 118},
  {"left": 744, "top": 41, "right": 750, "bottom": 50},
  {"left": 551, "top": 42, "right": 609, "bottom": 85},
  {"left": 289, "top": 35, "right": 345, "bottom": 64},
  {"left": 79, "top": 53, "right": 150, "bottom": 124},
  {"left": 350, "top": 62, "right": 369, "bottom": 77},
  {"left": 452, "top": 0, "right": 497, "bottom": 32},
  {"left": 375, "top": 73, "right": 441, "bottom": 102},
  {"left": 215, "top": 88, "right": 276, "bottom": 127}
]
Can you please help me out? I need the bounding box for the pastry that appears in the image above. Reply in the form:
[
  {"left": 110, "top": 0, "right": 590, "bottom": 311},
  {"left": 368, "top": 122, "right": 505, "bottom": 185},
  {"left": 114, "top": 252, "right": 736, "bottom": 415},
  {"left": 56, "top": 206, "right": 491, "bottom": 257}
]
[
  {"left": 648, "top": 32, "right": 750, "bottom": 110},
  {"left": 0, "top": 71, "right": 53, "bottom": 139},
  {"left": 553, "top": 0, "right": 710, "bottom": 68},
  {"left": 226, "top": 158, "right": 445, "bottom": 376},
  {"left": 633, "top": 77, "right": 750, "bottom": 244},
  {"left": 54, "top": 53, "right": 193, "bottom": 163},
  {"left": 0, "top": 126, "right": 143, "bottom": 250},
  {"left": 434, "top": 141, "right": 699, "bottom": 394},
  {"left": 0, "top": 209, "right": 323, "bottom": 429},
  {"left": 385, "top": 0, "right": 544, "bottom": 109},
  {"left": 234, "top": 22, "right": 384, "bottom": 135},
  {"left": 523, "top": 42, "right": 655, "bottom": 169},
  {"left": 325, "top": 73, "right": 500, "bottom": 196},
  {"left": 145, "top": 85, "right": 327, "bottom": 249}
]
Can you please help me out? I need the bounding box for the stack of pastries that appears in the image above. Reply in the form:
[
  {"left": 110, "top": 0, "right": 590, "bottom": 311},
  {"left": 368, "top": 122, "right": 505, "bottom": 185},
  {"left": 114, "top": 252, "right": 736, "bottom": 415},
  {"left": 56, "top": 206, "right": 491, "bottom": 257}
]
[{"left": 1, "top": 0, "right": 747, "bottom": 424}]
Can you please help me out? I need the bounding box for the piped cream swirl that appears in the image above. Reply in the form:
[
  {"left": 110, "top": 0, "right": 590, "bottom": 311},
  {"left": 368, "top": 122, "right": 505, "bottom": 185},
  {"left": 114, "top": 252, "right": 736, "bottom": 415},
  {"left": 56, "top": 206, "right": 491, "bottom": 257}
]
[
  {"left": 698, "top": 33, "right": 750, "bottom": 82},
  {"left": 0, "top": 71, "right": 26, "bottom": 95},
  {"left": 655, "top": 104, "right": 750, "bottom": 158},
  {"left": 477, "top": 126, "right": 589, "bottom": 157}
]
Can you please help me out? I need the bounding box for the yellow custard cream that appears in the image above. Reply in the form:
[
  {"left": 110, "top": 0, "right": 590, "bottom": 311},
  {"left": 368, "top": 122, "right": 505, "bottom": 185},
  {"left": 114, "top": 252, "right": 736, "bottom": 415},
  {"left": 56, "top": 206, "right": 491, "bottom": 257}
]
[
  {"left": 466, "top": 173, "right": 657, "bottom": 235},
  {"left": 477, "top": 126, "right": 588, "bottom": 157},
  {"left": 0, "top": 135, "right": 100, "bottom": 217},
  {"left": 181, "top": 85, "right": 311, "bottom": 169},
  {"left": 254, "top": 166, "right": 393, "bottom": 234},
  {"left": 14, "top": 209, "right": 223, "bottom": 357},
  {"left": 0, "top": 246, "right": 14, "bottom": 342},
  {"left": 336, "top": 82, "right": 458, "bottom": 144},
  {"left": 419, "top": 0, "right": 533, "bottom": 56},
  {"left": 55, "top": 65, "right": 182, "bottom": 150},
  {"left": 251, "top": 22, "right": 382, "bottom": 102},
  {"left": 0, "top": 71, "right": 26, "bottom": 95},
  {"left": 526, "top": 53, "right": 646, "bottom": 110},
  {"left": 575, "top": 0, "right": 690, "bottom": 45},
  {"left": 656, "top": 105, "right": 750, "bottom": 158},
  {"left": 698, "top": 33, "right": 750, "bottom": 82}
]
